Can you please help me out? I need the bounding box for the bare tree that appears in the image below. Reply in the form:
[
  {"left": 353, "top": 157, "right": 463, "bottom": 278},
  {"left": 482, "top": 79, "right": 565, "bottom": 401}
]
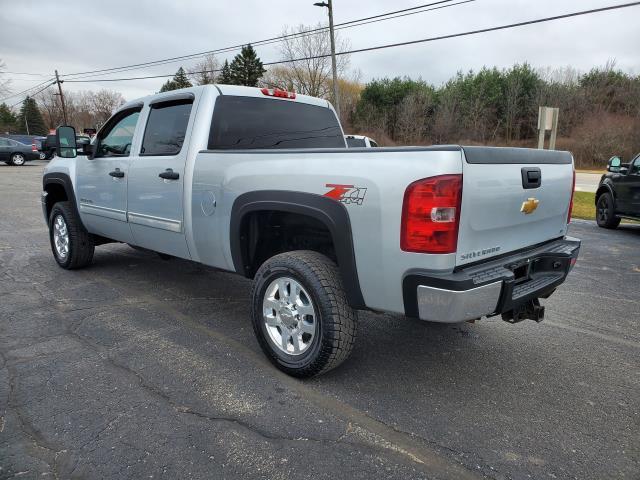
[
  {"left": 38, "top": 89, "right": 124, "bottom": 130},
  {"left": 188, "top": 54, "right": 220, "bottom": 85},
  {"left": 272, "top": 23, "right": 350, "bottom": 100}
]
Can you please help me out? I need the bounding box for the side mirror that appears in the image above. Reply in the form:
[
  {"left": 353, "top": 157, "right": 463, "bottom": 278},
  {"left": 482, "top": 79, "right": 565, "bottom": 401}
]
[
  {"left": 56, "top": 126, "right": 77, "bottom": 159},
  {"left": 607, "top": 156, "right": 622, "bottom": 172}
]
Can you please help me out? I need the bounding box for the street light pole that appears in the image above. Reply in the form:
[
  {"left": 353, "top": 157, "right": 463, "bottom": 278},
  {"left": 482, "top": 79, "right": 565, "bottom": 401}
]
[{"left": 314, "top": 1, "right": 340, "bottom": 118}]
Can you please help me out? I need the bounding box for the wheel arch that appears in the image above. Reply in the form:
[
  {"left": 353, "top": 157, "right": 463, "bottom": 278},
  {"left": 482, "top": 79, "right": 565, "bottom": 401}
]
[
  {"left": 230, "top": 190, "right": 365, "bottom": 309},
  {"left": 595, "top": 182, "right": 615, "bottom": 207},
  {"left": 43, "top": 172, "right": 83, "bottom": 227}
]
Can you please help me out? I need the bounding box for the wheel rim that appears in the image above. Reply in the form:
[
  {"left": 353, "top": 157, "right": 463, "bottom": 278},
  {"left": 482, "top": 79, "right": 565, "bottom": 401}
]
[
  {"left": 597, "top": 196, "right": 609, "bottom": 223},
  {"left": 13, "top": 154, "right": 25, "bottom": 165},
  {"left": 263, "top": 277, "right": 317, "bottom": 356},
  {"left": 53, "top": 214, "right": 70, "bottom": 260}
]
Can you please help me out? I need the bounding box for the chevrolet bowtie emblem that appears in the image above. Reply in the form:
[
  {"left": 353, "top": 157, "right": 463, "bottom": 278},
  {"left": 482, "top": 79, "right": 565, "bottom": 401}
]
[{"left": 521, "top": 197, "right": 540, "bottom": 214}]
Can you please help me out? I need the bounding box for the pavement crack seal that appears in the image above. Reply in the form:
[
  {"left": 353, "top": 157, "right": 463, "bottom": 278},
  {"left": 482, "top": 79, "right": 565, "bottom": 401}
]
[{"left": 84, "top": 273, "right": 483, "bottom": 480}]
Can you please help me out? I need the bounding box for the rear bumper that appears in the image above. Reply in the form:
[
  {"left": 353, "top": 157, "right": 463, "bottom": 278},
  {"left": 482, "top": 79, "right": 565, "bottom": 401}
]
[{"left": 403, "top": 236, "right": 581, "bottom": 323}]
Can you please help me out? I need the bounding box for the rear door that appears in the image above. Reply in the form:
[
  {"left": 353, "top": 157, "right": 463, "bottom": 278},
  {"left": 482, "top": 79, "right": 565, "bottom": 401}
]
[
  {"left": 456, "top": 147, "right": 574, "bottom": 266},
  {"left": 0, "top": 138, "right": 10, "bottom": 161},
  {"left": 126, "top": 94, "right": 196, "bottom": 258}
]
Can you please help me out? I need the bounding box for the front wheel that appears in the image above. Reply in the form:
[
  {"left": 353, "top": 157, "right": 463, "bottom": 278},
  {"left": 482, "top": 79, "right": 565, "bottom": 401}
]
[
  {"left": 251, "top": 251, "right": 357, "bottom": 378},
  {"left": 9, "top": 153, "right": 26, "bottom": 166},
  {"left": 49, "top": 201, "right": 95, "bottom": 269},
  {"left": 596, "top": 192, "right": 620, "bottom": 229}
]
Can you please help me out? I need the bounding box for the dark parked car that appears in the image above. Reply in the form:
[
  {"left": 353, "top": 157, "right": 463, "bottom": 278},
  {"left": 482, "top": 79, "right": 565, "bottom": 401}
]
[
  {"left": 5, "top": 134, "right": 46, "bottom": 158},
  {"left": 0, "top": 137, "right": 41, "bottom": 166},
  {"left": 595, "top": 154, "right": 640, "bottom": 228},
  {"left": 41, "top": 134, "right": 90, "bottom": 159}
]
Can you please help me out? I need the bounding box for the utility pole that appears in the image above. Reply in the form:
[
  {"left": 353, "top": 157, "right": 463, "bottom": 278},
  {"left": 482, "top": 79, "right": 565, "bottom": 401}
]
[
  {"left": 314, "top": 0, "right": 340, "bottom": 118},
  {"left": 55, "top": 70, "right": 68, "bottom": 125}
]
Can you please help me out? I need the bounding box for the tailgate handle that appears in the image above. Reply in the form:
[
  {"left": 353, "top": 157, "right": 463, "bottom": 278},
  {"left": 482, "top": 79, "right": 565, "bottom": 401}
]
[{"left": 521, "top": 167, "right": 541, "bottom": 189}]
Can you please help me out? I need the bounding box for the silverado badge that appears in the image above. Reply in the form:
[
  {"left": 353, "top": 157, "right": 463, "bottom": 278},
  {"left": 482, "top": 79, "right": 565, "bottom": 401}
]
[{"left": 521, "top": 197, "right": 540, "bottom": 214}]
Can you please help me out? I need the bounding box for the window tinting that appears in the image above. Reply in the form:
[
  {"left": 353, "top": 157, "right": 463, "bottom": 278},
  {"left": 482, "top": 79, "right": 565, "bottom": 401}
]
[
  {"left": 369, "top": 140, "right": 379, "bottom": 148},
  {"left": 346, "top": 137, "right": 366, "bottom": 148},
  {"left": 208, "top": 96, "right": 345, "bottom": 150},
  {"left": 96, "top": 110, "right": 140, "bottom": 157},
  {"left": 141, "top": 100, "right": 193, "bottom": 156},
  {"left": 0, "top": 139, "right": 9, "bottom": 146}
]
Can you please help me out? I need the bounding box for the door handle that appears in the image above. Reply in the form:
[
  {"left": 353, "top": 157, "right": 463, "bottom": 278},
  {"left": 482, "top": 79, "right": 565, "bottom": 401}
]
[
  {"left": 109, "top": 168, "right": 125, "bottom": 178},
  {"left": 159, "top": 168, "right": 179, "bottom": 180}
]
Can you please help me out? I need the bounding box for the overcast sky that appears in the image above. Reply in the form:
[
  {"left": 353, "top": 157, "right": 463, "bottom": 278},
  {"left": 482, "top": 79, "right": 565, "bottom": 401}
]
[{"left": 1, "top": 0, "right": 639, "bottom": 104}]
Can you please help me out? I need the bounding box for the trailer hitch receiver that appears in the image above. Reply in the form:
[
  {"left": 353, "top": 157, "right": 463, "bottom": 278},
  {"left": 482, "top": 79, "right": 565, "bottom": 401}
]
[{"left": 502, "top": 298, "right": 545, "bottom": 324}]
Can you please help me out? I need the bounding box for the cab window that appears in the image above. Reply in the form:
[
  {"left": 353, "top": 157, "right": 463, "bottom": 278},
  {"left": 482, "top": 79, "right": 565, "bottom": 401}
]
[
  {"left": 141, "top": 100, "right": 193, "bottom": 156},
  {"left": 95, "top": 109, "right": 141, "bottom": 158}
]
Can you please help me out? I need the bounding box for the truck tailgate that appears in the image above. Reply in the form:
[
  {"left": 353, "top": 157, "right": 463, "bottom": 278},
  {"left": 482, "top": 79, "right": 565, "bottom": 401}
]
[{"left": 456, "top": 147, "right": 574, "bottom": 266}]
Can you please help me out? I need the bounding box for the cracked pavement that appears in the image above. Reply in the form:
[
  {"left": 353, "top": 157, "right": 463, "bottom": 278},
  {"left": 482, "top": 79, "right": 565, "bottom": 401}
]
[{"left": 0, "top": 161, "right": 638, "bottom": 479}]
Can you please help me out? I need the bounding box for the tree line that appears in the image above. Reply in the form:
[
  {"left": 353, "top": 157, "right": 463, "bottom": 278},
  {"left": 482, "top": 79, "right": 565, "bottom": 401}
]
[{"left": 349, "top": 63, "right": 640, "bottom": 168}]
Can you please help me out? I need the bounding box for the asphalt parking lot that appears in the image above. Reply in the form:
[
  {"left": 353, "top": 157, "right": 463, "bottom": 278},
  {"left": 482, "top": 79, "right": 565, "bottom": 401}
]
[{"left": 1, "top": 161, "right": 638, "bottom": 480}]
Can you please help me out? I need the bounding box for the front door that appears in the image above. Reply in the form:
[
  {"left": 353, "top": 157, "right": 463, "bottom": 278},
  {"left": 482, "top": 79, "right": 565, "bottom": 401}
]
[
  {"left": 76, "top": 108, "right": 141, "bottom": 243},
  {"left": 127, "top": 97, "right": 195, "bottom": 258},
  {"left": 622, "top": 155, "right": 640, "bottom": 215}
]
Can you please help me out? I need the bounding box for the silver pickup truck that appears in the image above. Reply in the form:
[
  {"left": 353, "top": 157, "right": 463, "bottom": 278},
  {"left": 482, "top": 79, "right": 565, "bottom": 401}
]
[{"left": 42, "top": 84, "right": 580, "bottom": 377}]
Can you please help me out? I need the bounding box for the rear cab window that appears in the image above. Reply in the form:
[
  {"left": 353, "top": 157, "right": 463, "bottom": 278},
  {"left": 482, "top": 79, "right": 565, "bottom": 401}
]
[
  {"left": 346, "top": 137, "right": 366, "bottom": 148},
  {"left": 208, "top": 96, "right": 345, "bottom": 150},
  {"left": 141, "top": 99, "right": 193, "bottom": 156}
]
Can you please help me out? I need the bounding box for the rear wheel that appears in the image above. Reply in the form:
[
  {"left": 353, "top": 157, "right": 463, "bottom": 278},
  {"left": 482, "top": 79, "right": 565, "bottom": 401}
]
[
  {"left": 251, "top": 251, "right": 357, "bottom": 378},
  {"left": 596, "top": 192, "right": 620, "bottom": 229},
  {"left": 9, "top": 153, "right": 26, "bottom": 166},
  {"left": 49, "top": 201, "right": 95, "bottom": 269}
]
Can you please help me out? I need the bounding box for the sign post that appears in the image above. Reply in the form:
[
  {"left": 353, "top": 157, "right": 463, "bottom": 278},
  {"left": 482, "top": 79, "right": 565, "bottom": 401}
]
[{"left": 537, "top": 106, "right": 559, "bottom": 150}]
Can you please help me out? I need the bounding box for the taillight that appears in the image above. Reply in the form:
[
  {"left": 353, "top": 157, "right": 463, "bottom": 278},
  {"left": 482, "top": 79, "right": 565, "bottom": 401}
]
[
  {"left": 401, "top": 174, "right": 462, "bottom": 254},
  {"left": 567, "top": 169, "right": 575, "bottom": 224},
  {"left": 260, "top": 87, "right": 296, "bottom": 99},
  {"left": 32, "top": 142, "right": 37, "bottom": 152}
]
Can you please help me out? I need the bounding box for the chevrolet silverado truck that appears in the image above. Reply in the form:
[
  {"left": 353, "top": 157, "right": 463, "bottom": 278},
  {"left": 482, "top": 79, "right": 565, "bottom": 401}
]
[{"left": 42, "top": 84, "right": 580, "bottom": 377}]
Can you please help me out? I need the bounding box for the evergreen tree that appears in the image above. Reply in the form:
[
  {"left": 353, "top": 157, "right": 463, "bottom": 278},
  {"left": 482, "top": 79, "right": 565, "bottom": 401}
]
[
  {"left": 159, "top": 67, "right": 193, "bottom": 92},
  {"left": 18, "top": 96, "right": 46, "bottom": 135},
  {"left": 218, "top": 60, "right": 232, "bottom": 84},
  {"left": 229, "top": 45, "right": 265, "bottom": 87},
  {"left": 0, "top": 102, "right": 18, "bottom": 133}
]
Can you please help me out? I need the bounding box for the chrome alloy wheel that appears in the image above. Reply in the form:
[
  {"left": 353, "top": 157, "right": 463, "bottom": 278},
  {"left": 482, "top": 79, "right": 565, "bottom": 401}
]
[
  {"left": 12, "top": 153, "right": 25, "bottom": 166},
  {"left": 53, "top": 214, "right": 70, "bottom": 260},
  {"left": 263, "top": 277, "right": 316, "bottom": 355}
]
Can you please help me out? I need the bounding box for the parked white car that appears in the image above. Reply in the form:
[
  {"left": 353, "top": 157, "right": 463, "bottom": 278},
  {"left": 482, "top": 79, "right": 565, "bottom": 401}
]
[{"left": 345, "top": 134, "right": 378, "bottom": 148}]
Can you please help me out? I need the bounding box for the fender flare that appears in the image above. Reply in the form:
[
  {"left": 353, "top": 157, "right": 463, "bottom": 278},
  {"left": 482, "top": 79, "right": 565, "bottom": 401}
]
[
  {"left": 595, "top": 181, "right": 616, "bottom": 207},
  {"left": 43, "top": 172, "right": 83, "bottom": 226},
  {"left": 230, "top": 190, "right": 366, "bottom": 309}
]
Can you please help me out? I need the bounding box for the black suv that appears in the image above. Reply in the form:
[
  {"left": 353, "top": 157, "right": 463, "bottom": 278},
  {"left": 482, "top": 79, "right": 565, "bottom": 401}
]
[{"left": 595, "top": 153, "right": 640, "bottom": 228}]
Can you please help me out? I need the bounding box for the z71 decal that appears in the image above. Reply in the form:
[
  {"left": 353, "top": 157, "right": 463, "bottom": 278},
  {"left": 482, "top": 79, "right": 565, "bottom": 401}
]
[{"left": 324, "top": 184, "right": 367, "bottom": 205}]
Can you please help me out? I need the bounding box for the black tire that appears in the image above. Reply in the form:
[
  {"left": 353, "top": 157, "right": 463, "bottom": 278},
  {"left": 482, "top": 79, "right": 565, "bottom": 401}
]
[
  {"left": 48, "top": 201, "right": 95, "bottom": 269},
  {"left": 596, "top": 192, "right": 620, "bottom": 229},
  {"left": 251, "top": 251, "right": 357, "bottom": 378},
  {"left": 9, "top": 153, "right": 26, "bottom": 166}
]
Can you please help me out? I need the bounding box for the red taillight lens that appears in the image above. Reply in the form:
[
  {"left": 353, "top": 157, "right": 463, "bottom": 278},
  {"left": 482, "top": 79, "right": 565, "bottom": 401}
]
[
  {"left": 401, "top": 174, "right": 462, "bottom": 254},
  {"left": 32, "top": 143, "right": 37, "bottom": 151},
  {"left": 567, "top": 169, "right": 575, "bottom": 224}
]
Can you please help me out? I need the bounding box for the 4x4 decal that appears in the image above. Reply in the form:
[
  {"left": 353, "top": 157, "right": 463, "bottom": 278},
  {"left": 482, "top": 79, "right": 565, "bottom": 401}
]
[{"left": 324, "top": 184, "right": 367, "bottom": 205}]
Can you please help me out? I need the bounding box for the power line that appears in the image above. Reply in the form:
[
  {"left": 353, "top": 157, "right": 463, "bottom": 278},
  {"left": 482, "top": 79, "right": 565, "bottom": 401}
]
[
  {"left": 63, "top": 2, "right": 640, "bottom": 85},
  {"left": 9, "top": 82, "right": 56, "bottom": 108},
  {"left": 59, "top": 0, "right": 465, "bottom": 80},
  {"left": 0, "top": 78, "right": 56, "bottom": 103}
]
